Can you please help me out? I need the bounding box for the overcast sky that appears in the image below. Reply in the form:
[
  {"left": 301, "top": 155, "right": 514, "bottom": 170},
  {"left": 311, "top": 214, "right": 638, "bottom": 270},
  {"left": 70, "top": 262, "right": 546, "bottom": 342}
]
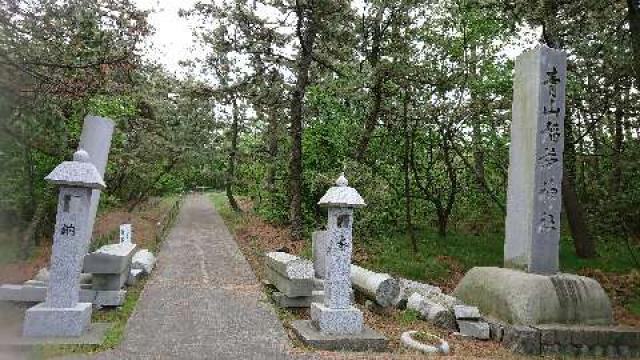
[
  {"left": 133, "top": 0, "right": 538, "bottom": 80},
  {"left": 134, "top": 0, "right": 203, "bottom": 77}
]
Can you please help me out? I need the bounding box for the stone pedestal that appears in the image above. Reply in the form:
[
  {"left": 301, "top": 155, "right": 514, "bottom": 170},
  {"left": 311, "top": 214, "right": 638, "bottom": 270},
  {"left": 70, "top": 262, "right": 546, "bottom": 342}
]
[
  {"left": 291, "top": 320, "right": 386, "bottom": 352},
  {"left": 311, "top": 303, "right": 363, "bottom": 335},
  {"left": 453, "top": 267, "right": 613, "bottom": 326},
  {"left": 23, "top": 302, "right": 92, "bottom": 337}
]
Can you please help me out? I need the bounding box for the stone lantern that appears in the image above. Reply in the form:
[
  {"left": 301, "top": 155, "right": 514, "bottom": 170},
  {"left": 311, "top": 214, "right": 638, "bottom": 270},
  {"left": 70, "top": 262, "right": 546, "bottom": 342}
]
[
  {"left": 311, "top": 173, "right": 365, "bottom": 335},
  {"left": 293, "top": 174, "right": 386, "bottom": 350},
  {"left": 23, "top": 150, "right": 105, "bottom": 337}
]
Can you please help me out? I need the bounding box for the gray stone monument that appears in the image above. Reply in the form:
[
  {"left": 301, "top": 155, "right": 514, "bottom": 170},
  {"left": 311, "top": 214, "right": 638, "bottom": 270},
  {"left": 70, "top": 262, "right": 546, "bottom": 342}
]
[
  {"left": 292, "top": 174, "right": 386, "bottom": 351},
  {"left": 23, "top": 150, "right": 106, "bottom": 337},
  {"left": 78, "top": 115, "right": 114, "bottom": 250},
  {"left": 311, "top": 174, "right": 364, "bottom": 335},
  {"left": 453, "top": 46, "right": 613, "bottom": 328},
  {"left": 504, "top": 45, "right": 566, "bottom": 275}
]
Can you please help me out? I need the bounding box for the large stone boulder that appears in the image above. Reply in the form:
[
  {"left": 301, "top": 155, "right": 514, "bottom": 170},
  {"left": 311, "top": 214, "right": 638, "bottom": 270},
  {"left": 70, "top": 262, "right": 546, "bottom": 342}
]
[{"left": 453, "top": 267, "right": 613, "bottom": 326}]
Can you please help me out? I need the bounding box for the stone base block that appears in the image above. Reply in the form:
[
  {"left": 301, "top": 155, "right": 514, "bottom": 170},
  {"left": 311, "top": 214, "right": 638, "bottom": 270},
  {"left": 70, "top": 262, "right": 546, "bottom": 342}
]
[
  {"left": 273, "top": 291, "right": 324, "bottom": 308},
  {"left": 265, "top": 267, "right": 313, "bottom": 297},
  {"left": 92, "top": 290, "right": 127, "bottom": 306},
  {"left": 23, "top": 302, "right": 92, "bottom": 337},
  {"left": 0, "top": 323, "right": 110, "bottom": 345},
  {"left": 83, "top": 243, "right": 136, "bottom": 274},
  {"left": 92, "top": 271, "right": 128, "bottom": 291},
  {"left": 291, "top": 320, "right": 387, "bottom": 352},
  {"left": 0, "top": 284, "right": 46, "bottom": 302},
  {"left": 458, "top": 320, "right": 490, "bottom": 340},
  {"left": 0, "top": 284, "right": 126, "bottom": 307},
  {"left": 453, "top": 267, "right": 613, "bottom": 326},
  {"left": 310, "top": 303, "right": 363, "bottom": 335}
]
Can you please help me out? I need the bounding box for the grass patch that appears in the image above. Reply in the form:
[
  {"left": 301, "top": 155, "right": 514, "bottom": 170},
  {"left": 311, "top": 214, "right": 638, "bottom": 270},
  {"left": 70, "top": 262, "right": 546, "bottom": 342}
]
[
  {"left": 398, "top": 308, "right": 420, "bottom": 326},
  {"left": 361, "top": 225, "right": 639, "bottom": 286},
  {"left": 210, "top": 192, "right": 247, "bottom": 231}
]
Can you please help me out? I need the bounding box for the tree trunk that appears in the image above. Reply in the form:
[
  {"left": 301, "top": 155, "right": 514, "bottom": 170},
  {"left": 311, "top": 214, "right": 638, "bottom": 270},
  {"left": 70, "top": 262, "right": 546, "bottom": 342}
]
[
  {"left": 610, "top": 109, "right": 623, "bottom": 194},
  {"left": 402, "top": 94, "right": 416, "bottom": 253},
  {"left": 628, "top": 0, "right": 640, "bottom": 81},
  {"left": 436, "top": 209, "right": 448, "bottom": 238},
  {"left": 564, "top": 109, "right": 596, "bottom": 258},
  {"left": 355, "top": 5, "right": 385, "bottom": 161},
  {"left": 289, "top": 5, "right": 319, "bottom": 240},
  {"left": 265, "top": 108, "right": 279, "bottom": 191},
  {"left": 226, "top": 97, "right": 241, "bottom": 213},
  {"left": 541, "top": 0, "right": 596, "bottom": 258},
  {"left": 562, "top": 175, "right": 596, "bottom": 257}
]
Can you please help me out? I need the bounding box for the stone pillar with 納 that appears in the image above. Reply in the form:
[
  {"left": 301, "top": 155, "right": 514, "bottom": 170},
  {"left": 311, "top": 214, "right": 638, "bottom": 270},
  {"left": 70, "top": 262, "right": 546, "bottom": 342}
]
[
  {"left": 23, "top": 150, "right": 106, "bottom": 337},
  {"left": 504, "top": 45, "right": 566, "bottom": 275}
]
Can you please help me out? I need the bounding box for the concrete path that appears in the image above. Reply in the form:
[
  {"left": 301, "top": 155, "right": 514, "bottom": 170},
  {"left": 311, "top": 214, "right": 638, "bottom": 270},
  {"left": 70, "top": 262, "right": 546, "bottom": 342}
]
[{"left": 84, "top": 194, "right": 295, "bottom": 359}]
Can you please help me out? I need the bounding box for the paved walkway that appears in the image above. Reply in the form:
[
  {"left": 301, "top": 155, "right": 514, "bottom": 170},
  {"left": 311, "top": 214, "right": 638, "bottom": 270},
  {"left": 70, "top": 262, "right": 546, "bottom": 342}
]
[{"left": 85, "top": 194, "right": 295, "bottom": 359}]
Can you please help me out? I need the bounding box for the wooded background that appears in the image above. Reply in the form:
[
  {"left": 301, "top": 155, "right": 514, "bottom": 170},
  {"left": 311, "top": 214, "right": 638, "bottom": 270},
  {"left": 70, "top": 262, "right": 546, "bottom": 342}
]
[{"left": 0, "top": 0, "right": 639, "bottom": 264}]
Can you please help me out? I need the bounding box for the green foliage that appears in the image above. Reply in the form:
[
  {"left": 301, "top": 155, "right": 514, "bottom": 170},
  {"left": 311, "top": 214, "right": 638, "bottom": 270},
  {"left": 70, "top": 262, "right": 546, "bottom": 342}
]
[{"left": 399, "top": 309, "right": 421, "bottom": 325}]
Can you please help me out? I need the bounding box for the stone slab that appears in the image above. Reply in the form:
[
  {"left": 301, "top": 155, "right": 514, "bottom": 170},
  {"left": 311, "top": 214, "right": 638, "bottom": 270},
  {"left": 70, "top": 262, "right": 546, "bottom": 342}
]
[
  {"left": 0, "top": 285, "right": 47, "bottom": 302},
  {"left": 453, "top": 267, "right": 613, "bottom": 325},
  {"left": 312, "top": 230, "right": 327, "bottom": 279},
  {"left": 454, "top": 305, "right": 481, "bottom": 320},
  {"left": 458, "top": 320, "right": 490, "bottom": 340},
  {"left": 0, "top": 284, "right": 126, "bottom": 306},
  {"left": 265, "top": 252, "right": 314, "bottom": 280},
  {"left": 311, "top": 302, "right": 363, "bottom": 335},
  {"left": 264, "top": 266, "right": 313, "bottom": 297},
  {"left": 83, "top": 243, "right": 136, "bottom": 274},
  {"left": 23, "top": 302, "right": 92, "bottom": 337},
  {"left": 291, "top": 320, "right": 387, "bottom": 352},
  {"left": 272, "top": 290, "right": 324, "bottom": 308},
  {"left": 92, "top": 270, "right": 129, "bottom": 291},
  {"left": 0, "top": 323, "right": 110, "bottom": 345}
]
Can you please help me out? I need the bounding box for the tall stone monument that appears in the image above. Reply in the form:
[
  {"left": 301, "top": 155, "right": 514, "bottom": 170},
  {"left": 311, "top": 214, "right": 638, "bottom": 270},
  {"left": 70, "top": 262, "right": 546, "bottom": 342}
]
[
  {"left": 453, "top": 45, "right": 613, "bottom": 327},
  {"left": 78, "top": 115, "right": 114, "bottom": 250},
  {"left": 292, "top": 174, "right": 386, "bottom": 351},
  {"left": 504, "top": 45, "right": 565, "bottom": 275},
  {"left": 23, "top": 150, "right": 105, "bottom": 337}
]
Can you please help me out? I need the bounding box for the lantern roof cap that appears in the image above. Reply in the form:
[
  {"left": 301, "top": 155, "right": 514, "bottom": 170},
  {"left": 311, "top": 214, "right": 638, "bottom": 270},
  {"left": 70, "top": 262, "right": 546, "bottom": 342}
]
[
  {"left": 45, "top": 150, "right": 106, "bottom": 190},
  {"left": 318, "top": 173, "right": 365, "bottom": 208}
]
